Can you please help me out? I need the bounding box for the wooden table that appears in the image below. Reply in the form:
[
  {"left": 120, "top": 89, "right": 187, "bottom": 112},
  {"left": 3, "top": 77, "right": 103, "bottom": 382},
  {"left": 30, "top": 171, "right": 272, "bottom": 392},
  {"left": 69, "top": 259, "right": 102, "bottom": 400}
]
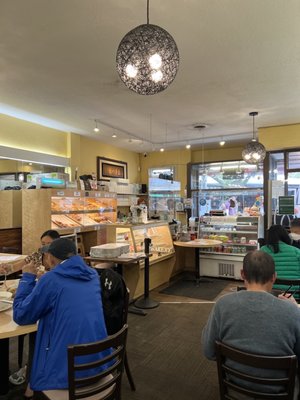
[
  {"left": 0, "top": 280, "right": 37, "bottom": 395},
  {"left": 84, "top": 255, "right": 146, "bottom": 276},
  {"left": 174, "top": 239, "right": 222, "bottom": 285}
]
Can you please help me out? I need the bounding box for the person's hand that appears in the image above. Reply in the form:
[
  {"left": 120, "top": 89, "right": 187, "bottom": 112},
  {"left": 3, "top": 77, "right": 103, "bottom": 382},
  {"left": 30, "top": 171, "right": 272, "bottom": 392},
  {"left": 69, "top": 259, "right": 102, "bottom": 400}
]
[
  {"left": 36, "top": 266, "right": 46, "bottom": 280},
  {"left": 0, "top": 263, "right": 13, "bottom": 275},
  {"left": 278, "top": 293, "right": 298, "bottom": 306},
  {"left": 22, "top": 261, "right": 38, "bottom": 275}
]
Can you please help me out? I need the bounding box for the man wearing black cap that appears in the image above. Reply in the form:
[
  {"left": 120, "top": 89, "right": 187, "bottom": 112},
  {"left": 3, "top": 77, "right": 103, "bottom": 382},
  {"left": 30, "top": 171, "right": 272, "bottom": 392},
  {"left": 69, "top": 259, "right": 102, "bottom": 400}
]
[{"left": 13, "top": 238, "right": 109, "bottom": 392}]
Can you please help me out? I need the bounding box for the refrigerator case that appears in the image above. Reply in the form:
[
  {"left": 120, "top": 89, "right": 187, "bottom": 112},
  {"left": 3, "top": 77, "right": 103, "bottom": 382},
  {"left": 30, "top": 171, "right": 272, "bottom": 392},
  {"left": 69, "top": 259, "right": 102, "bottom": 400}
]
[{"left": 198, "top": 215, "right": 263, "bottom": 279}]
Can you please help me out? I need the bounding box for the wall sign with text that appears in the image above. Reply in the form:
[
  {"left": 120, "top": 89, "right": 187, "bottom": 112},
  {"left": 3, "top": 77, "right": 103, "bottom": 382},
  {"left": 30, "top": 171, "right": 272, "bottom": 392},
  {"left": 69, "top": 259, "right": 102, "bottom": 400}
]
[{"left": 278, "top": 195, "right": 294, "bottom": 215}]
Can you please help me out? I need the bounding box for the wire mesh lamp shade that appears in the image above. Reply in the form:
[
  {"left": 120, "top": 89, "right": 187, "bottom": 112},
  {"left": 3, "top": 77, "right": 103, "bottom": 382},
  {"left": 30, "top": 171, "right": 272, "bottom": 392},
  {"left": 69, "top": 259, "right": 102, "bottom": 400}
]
[
  {"left": 242, "top": 141, "right": 266, "bottom": 164},
  {"left": 116, "top": 24, "right": 180, "bottom": 95},
  {"left": 242, "top": 111, "right": 266, "bottom": 164}
]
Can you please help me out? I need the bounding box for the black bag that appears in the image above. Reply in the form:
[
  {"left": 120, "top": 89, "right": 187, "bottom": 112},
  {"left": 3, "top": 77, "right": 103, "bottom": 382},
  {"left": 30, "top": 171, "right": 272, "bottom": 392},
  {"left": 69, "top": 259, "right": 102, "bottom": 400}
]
[{"left": 97, "top": 268, "right": 125, "bottom": 335}]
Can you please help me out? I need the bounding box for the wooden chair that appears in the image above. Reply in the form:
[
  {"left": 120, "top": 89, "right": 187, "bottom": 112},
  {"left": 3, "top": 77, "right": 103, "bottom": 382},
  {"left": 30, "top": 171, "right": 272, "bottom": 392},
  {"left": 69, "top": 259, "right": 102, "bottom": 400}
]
[
  {"left": 274, "top": 278, "right": 300, "bottom": 303},
  {"left": 123, "top": 286, "right": 136, "bottom": 391},
  {"left": 215, "top": 341, "right": 297, "bottom": 400},
  {"left": 36, "top": 324, "right": 128, "bottom": 400}
]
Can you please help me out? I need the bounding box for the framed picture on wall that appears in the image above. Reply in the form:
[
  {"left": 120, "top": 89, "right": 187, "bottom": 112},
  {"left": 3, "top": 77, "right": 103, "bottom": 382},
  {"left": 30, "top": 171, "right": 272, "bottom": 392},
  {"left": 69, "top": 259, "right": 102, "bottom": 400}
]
[{"left": 97, "top": 157, "right": 128, "bottom": 181}]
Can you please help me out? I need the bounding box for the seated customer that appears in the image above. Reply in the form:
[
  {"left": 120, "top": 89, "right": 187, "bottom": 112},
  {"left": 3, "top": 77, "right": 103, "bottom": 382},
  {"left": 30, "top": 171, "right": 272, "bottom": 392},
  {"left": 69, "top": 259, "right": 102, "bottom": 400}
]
[
  {"left": 13, "top": 238, "right": 109, "bottom": 391},
  {"left": 260, "top": 224, "right": 300, "bottom": 282},
  {"left": 290, "top": 218, "right": 300, "bottom": 249},
  {"left": 202, "top": 250, "right": 300, "bottom": 397},
  {"left": 0, "top": 229, "right": 60, "bottom": 276}
]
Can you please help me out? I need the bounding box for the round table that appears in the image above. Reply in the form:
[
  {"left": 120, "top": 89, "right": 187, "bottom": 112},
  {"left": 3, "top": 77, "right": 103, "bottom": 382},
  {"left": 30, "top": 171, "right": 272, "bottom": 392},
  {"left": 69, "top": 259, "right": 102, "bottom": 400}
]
[
  {"left": 174, "top": 239, "right": 222, "bottom": 285},
  {"left": 0, "top": 281, "right": 37, "bottom": 395}
]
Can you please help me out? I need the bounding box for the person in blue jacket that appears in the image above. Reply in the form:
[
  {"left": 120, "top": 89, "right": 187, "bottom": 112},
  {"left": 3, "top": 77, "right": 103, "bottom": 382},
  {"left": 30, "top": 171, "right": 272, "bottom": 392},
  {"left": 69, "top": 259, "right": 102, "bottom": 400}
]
[{"left": 13, "top": 238, "right": 109, "bottom": 392}]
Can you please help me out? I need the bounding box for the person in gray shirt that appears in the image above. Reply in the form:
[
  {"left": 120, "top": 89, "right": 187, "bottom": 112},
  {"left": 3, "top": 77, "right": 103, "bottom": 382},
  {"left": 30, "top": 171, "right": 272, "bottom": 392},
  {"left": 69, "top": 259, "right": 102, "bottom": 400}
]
[{"left": 202, "top": 250, "right": 300, "bottom": 397}]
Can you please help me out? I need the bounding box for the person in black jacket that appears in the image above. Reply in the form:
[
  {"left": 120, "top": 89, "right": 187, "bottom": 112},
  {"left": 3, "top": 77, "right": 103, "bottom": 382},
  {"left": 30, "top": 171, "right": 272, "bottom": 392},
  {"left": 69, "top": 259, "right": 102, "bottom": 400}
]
[{"left": 290, "top": 218, "right": 300, "bottom": 249}]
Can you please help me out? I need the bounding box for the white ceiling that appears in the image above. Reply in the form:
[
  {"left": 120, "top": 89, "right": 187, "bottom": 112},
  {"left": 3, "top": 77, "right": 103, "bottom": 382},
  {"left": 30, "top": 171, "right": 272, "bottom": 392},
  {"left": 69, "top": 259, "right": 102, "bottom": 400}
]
[{"left": 1, "top": 0, "right": 300, "bottom": 153}]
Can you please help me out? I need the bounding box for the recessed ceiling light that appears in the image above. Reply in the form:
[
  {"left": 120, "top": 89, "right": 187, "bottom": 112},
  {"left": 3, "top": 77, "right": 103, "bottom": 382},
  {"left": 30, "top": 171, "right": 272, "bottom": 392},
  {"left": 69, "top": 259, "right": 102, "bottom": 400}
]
[
  {"left": 219, "top": 140, "right": 225, "bottom": 146},
  {"left": 112, "top": 134, "right": 117, "bottom": 138},
  {"left": 160, "top": 147, "right": 164, "bottom": 152},
  {"left": 186, "top": 144, "right": 191, "bottom": 149}
]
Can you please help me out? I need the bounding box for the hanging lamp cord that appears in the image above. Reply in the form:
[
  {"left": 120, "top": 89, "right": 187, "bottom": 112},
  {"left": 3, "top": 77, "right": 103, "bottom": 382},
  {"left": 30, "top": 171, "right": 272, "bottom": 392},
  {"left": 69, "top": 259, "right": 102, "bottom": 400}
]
[{"left": 147, "top": 0, "right": 149, "bottom": 24}]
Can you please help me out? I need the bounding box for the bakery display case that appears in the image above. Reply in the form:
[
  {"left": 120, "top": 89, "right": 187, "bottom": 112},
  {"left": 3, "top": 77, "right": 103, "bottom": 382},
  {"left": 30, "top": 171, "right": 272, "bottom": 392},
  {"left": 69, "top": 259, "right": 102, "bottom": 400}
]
[
  {"left": 50, "top": 191, "right": 117, "bottom": 229},
  {"left": 197, "top": 215, "right": 263, "bottom": 279},
  {"left": 22, "top": 189, "right": 117, "bottom": 254},
  {"left": 106, "top": 221, "right": 175, "bottom": 264},
  {"left": 104, "top": 221, "right": 175, "bottom": 299}
]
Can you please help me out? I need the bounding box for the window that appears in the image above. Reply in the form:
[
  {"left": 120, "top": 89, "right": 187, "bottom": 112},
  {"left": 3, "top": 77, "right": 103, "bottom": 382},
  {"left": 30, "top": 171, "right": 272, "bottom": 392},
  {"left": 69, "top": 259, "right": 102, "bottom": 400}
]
[{"left": 188, "top": 160, "right": 263, "bottom": 217}]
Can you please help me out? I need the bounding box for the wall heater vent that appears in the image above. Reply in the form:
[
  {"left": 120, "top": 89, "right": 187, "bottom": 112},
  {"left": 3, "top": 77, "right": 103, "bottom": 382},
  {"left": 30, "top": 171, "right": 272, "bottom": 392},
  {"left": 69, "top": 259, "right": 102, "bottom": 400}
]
[{"left": 218, "top": 262, "right": 235, "bottom": 277}]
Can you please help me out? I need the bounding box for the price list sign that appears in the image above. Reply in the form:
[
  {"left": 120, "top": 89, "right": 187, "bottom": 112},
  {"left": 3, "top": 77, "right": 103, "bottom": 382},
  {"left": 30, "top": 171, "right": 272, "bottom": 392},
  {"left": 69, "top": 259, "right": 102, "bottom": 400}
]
[{"left": 278, "top": 196, "right": 294, "bottom": 215}]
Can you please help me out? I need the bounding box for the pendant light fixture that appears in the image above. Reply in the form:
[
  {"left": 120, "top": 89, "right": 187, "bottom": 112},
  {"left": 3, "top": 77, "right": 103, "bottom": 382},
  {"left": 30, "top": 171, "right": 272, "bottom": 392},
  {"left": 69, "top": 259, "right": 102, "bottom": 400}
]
[
  {"left": 116, "top": 0, "right": 179, "bottom": 95},
  {"left": 242, "top": 112, "right": 266, "bottom": 164},
  {"left": 93, "top": 120, "right": 99, "bottom": 133}
]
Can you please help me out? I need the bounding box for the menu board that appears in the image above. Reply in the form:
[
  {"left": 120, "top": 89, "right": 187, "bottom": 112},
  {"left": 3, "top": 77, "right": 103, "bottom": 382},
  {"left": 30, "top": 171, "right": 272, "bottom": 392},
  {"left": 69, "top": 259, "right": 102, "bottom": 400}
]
[{"left": 278, "top": 196, "right": 294, "bottom": 215}]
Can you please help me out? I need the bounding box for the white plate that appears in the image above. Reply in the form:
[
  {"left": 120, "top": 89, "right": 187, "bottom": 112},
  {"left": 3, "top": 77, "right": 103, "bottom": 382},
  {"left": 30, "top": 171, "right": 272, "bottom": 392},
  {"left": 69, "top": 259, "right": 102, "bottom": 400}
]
[{"left": 0, "top": 301, "right": 12, "bottom": 312}]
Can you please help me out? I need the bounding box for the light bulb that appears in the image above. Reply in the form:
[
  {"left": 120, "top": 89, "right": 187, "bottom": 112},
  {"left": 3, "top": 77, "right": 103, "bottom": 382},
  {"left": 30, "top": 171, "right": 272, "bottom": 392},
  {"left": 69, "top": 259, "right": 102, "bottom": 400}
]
[
  {"left": 253, "top": 153, "right": 260, "bottom": 160},
  {"left": 160, "top": 147, "right": 164, "bottom": 152},
  {"left": 94, "top": 127, "right": 99, "bottom": 132},
  {"left": 149, "top": 53, "right": 162, "bottom": 69},
  {"left": 151, "top": 70, "right": 163, "bottom": 82},
  {"left": 112, "top": 134, "right": 117, "bottom": 138},
  {"left": 125, "top": 64, "right": 137, "bottom": 78},
  {"left": 186, "top": 144, "right": 191, "bottom": 149},
  {"left": 219, "top": 141, "right": 225, "bottom": 146}
]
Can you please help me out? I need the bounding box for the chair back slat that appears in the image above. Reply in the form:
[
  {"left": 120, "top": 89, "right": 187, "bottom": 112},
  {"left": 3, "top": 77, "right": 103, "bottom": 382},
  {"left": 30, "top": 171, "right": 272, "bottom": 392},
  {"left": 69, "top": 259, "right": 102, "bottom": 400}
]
[
  {"left": 215, "top": 341, "right": 297, "bottom": 400},
  {"left": 68, "top": 324, "right": 128, "bottom": 400}
]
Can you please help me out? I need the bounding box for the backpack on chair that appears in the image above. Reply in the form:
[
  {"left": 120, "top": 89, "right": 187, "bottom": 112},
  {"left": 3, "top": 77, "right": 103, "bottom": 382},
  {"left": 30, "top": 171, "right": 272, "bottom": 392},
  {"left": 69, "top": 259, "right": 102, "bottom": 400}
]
[{"left": 97, "top": 268, "right": 126, "bottom": 335}]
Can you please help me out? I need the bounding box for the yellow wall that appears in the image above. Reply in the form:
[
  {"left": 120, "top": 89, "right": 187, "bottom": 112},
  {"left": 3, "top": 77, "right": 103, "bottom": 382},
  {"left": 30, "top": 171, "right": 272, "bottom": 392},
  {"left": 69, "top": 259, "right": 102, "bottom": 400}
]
[
  {"left": 77, "top": 136, "right": 140, "bottom": 183},
  {"left": 1, "top": 113, "right": 299, "bottom": 187},
  {"left": 0, "top": 116, "right": 140, "bottom": 183},
  {"left": 140, "top": 149, "right": 191, "bottom": 196},
  {"left": 0, "top": 114, "right": 68, "bottom": 157},
  {"left": 0, "top": 159, "right": 18, "bottom": 172},
  {"left": 191, "top": 145, "right": 244, "bottom": 163},
  {"left": 259, "top": 124, "right": 300, "bottom": 150}
]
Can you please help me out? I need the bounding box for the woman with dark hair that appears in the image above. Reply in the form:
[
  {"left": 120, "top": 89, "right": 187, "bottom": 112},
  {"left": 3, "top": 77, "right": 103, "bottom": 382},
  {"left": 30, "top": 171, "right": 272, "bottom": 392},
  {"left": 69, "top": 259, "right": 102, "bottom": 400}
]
[
  {"left": 0, "top": 229, "right": 60, "bottom": 276},
  {"left": 261, "top": 224, "right": 300, "bottom": 281}
]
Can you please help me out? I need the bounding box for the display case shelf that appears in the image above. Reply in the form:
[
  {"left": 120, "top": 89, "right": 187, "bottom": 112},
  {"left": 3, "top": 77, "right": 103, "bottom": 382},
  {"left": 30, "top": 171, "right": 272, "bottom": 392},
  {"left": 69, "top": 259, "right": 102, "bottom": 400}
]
[
  {"left": 22, "top": 189, "right": 117, "bottom": 254},
  {"left": 197, "top": 215, "right": 263, "bottom": 279}
]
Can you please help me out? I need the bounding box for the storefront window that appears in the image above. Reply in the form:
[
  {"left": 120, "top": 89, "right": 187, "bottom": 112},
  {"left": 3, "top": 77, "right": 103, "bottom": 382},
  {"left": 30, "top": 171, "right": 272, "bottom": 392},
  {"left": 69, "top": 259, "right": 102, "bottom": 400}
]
[
  {"left": 148, "top": 166, "right": 181, "bottom": 221},
  {"left": 288, "top": 152, "right": 300, "bottom": 170},
  {"left": 267, "top": 150, "right": 300, "bottom": 226},
  {"left": 189, "top": 160, "right": 263, "bottom": 217}
]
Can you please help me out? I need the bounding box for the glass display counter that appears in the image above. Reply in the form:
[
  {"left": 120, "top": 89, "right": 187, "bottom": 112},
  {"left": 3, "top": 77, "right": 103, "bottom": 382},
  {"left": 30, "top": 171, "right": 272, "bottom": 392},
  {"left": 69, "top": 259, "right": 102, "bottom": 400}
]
[
  {"left": 104, "top": 221, "right": 175, "bottom": 299},
  {"left": 197, "top": 215, "right": 263, "bottom": 279},
  {"left": 50, "top": 190, "right": 117, "bottom": 229},
  {"left": 106, "top": 221, "right": 174, "bottom": 264}
]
